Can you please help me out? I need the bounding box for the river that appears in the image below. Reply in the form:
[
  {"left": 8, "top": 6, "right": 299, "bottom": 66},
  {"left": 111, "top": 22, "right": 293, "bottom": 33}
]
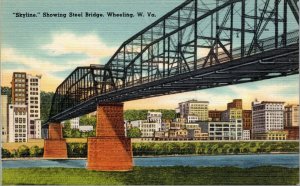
[{"left": 2, "top": 154, "right": 298, "bottom": 168}]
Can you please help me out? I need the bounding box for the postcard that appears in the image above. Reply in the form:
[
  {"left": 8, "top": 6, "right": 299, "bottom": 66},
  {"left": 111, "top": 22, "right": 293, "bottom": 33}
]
[{"left": 1, "top": 0, "right": 299, "bottom": 185}]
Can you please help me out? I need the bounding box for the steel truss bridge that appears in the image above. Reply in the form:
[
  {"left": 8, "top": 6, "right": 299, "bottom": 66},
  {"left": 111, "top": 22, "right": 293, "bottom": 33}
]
[{"left": 48, "top": 0, "right": 299, "bottom": 122}]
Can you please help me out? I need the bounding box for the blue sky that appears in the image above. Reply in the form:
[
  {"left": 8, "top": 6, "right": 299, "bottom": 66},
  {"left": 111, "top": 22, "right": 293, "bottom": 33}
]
[{"left": 1, "top": 0, "right": 298, "bottom": 110}]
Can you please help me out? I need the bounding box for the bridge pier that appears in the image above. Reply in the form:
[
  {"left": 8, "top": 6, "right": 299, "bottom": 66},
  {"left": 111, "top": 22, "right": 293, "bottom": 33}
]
[
  {"left": 87, "top": 103, "right": 133, "bottom": 171},
  {"left": 43, "top": 123, "right": 67, "bottom": 159}
]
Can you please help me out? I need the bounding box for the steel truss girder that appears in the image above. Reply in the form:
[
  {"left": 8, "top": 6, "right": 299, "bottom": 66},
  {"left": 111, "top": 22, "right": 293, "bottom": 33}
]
[
  {"left": 48, "top": 0, "right": 299, "bottom": 123},
  {"left": 48, "top": 43, "right": 298, "bottom": 122}
]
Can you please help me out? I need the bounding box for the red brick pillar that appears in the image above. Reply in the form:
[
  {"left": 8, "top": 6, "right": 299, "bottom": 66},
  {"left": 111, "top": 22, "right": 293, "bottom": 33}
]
[
  {"left": 43, "top": 123, "right": 67, "bottom": 159},
  {"left": 87, "top": 103, "right": 133, "bottom": 171}
]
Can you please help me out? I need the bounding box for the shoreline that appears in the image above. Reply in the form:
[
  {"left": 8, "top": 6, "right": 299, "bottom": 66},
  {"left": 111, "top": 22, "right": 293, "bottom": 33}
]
[{"left": 2, "top": 152, "right": 298, "bottom": 160}]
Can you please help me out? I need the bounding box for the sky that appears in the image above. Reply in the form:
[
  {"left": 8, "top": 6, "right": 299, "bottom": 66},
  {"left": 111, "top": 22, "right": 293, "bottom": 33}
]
[{"left": 1, "top": 0, "right": 299, "bottom": 111}]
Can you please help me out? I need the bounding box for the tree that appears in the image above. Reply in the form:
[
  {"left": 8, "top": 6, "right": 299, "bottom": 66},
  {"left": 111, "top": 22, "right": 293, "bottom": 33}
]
[
  {"left": 124, "top": 110, "right": 148, "bottom": 121},
  {"left": 63, "top": 121, "right": 72, "bottom": 138},
  {"left": 2, "top": 148, "right": 11, "bottom": 158},
  {"left": 40, "top": 91, "right": 54, "bottom": 123},
  {"left": 17, "top": 145, "right": 30, "bottom": 157},
  {"left": 9, "top": 149, "right": 17, "bottom": 158},
  {"left": 159, "top": 109, "right": 176, "bottom": 120},
  {"left": 124, "top": 109, "right": 176, "bottom": 121},
  {"left": 80, "top": 115, "right": 96, "bottom": 128},
  {"left": 71, "top": 129, "right": 81, "bottom": 138},
  {"left": 29, "top": 146, "right": 43, "bottom": 157},
  {"left": 127, "top": 127, "right": 142, "bottom": 138}
]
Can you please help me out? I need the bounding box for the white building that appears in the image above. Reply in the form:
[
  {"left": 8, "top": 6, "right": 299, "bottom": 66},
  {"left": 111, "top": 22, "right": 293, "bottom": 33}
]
[
  {"left": 187, "top": 115, "right": 199, "bottom": 123},
  {"left": 34, "top": 119, "right": 41, "bottom": 138},
  {"left": 70, "top": 117, "right": 80, "bottom": 129},
  {"left": 1, "top": 95, "right": 8, "bottom": 142},
  {"left": 147, "top": 111, "right": 162, "bottom": 124},
  {"left": 8, "top": 104, "right": 28, "bottom": 142},
  {"left": 79, "top": 125, "right": 93, "bottom": 132},
  {"left": 130, "top": 120, "right": 143, "bottom": 128},
  {"left": 130, "top": 119, "right": 161, "bottom": 138},
  {"left": 128, "top": 111, "right": 163, "bottom": 138},
  {"left": 252, "top": 101, "right": 285, "bottom": 139},
  {"left": 242, "top": 130, "right": 250, "bottom": 140},
  {"left": 27, "top": 74, "right": 42, "bottom": 139},
  {"left": 179, "top": 100, "right": 209, "bottom": 121},
  {"left": 8, "top": 72, "right": 42, "bottom": 142},
  {"left": 284, "top": 104, "right": 299, "bottom": 127},
  {"left": 208, "top": 119, "right": 243, "bottom": 140}
]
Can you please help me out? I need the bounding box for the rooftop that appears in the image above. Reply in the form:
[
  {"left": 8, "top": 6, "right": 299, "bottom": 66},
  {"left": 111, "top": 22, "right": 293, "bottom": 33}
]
[{"left": 179, "top": 99, "right": 209, "bottom": 104}]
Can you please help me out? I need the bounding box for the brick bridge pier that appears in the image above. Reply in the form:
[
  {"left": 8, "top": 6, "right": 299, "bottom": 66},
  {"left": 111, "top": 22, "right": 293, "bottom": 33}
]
[
  {"left": 87, "top": 103, "right": 133, "bottom": 171},
  {"left": 43, "top": 123, "right": 68, "bottom": 158},
  {"left": 43, "top": 102, "right": 133, "bottom": 171}
]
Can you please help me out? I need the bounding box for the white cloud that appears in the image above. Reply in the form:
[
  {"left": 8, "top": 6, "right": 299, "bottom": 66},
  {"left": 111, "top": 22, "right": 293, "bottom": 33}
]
[
  {"left": 1, "top": 31, "right": 120, "bottom": 92},
  {"left": 1, "top": 48, "right": 72, "bottom": 72},
  {"left": 1, "top": 48, "right": 91, "bottom": 91},
  {"left": 42, "top": 32, "right": 116, "bottom": 58}
]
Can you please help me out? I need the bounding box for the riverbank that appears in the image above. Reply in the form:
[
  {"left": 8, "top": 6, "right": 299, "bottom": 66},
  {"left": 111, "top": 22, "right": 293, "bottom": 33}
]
[
  {"left": 3, "top": 166, "right": 299, "bottom": 185},
  {"left": 2, "top": 152, "right": 298, "bottom": 160},
  {"left": 3, "top": 141, "right": 298, "bottom": 158}
]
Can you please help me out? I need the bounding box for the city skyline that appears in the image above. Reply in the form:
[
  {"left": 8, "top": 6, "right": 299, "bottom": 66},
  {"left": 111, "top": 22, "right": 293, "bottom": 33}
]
[
  {"left": 1, "top": 0, "right": 298, "bottom": 110},
  {"left": 2, "top": 71, "right": 298, "bottom": 111}
]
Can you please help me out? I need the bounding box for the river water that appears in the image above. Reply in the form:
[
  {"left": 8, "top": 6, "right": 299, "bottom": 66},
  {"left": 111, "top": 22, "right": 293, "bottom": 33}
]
[{"left": 2, "top": 154, "right": 298, "bottom": 168}]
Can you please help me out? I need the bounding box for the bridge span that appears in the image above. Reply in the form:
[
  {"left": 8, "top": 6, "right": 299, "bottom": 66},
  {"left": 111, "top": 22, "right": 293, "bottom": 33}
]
[{"left": 43, "top": 0, "right": 299, "bottom": 171}]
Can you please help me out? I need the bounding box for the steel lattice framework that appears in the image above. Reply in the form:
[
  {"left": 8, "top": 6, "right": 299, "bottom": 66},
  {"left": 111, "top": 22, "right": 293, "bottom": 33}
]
[{"left": 49, "top": 0, "right": 299, "bottom": 122}]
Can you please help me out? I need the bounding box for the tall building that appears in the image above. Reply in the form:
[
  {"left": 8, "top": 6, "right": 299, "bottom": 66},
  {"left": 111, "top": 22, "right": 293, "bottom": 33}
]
[
  {"left": 222, "top": 99, "right": 243, "bottom": 121},
  {"left": 27, "top": 74, "right": 42, "bottom": 139},
  {"left": 1, "top": 95, "right": 8, "bottom": 143},
  {"left": 284, "top": 104, "right": 299, "bottom": 140},
  {"left": 227, "top": 99, "right": 242, "bottom": 109},
  {"left": 284, "top": 104, "right": 299, "bottom": 127},
  {"left": 8, "top": 72, "right": 42, "bottom": 142},
  {"left": 252, "top": 101, "right": 285, "bottom": 140},
  {"left": 11, "top": 72, "right": 27, "bottom": 105},
  {"left": 179, "top": 100, "right": 209, "bottom": 121},
  {"left": 222, "top": 108, "right": 243, "bottom": 121},
  {"left": 242, "top": 110, "right": 252, "bottom": 130}
]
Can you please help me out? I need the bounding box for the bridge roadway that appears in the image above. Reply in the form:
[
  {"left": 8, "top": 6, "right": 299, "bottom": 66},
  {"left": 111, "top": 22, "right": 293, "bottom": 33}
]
[{"left": 49, "top": 41, "right": 298, "bottom": 122}]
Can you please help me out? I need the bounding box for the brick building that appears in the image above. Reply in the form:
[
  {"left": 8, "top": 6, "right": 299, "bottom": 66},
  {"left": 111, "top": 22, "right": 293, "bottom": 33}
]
[
  {"left": 208, "top": 110, "right": 222, "bottom": 121},
  {"left": 242, "top": 110, "right": 252, "bottom": 130}
]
